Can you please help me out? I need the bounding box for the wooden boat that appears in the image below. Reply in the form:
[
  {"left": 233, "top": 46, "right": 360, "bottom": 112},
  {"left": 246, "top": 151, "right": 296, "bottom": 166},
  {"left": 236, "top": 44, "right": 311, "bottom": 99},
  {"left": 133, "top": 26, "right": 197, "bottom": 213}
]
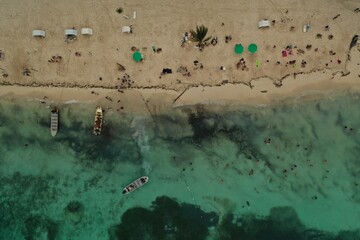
[
  {"left": 122, "top": 176, "right": 149, "bottom": 194},
  {"left": 50, "top": 107, "right": 59, "bottom": 137},
  {"left": 93, "top": 106, "right": 103, "bottom": 135}
]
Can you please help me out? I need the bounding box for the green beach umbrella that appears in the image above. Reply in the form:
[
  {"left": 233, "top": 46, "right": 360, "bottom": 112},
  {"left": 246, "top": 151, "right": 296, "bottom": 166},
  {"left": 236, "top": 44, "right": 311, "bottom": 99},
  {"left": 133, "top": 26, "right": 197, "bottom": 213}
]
[
  {"left": 234, "top": 44, "right": 244, "bottom": 54},
  {"left": 248, "top": 43, "right": 258, "bottom": 53},
  {"left": 132, "top": 51, "right": 142, "bottom": 62}
]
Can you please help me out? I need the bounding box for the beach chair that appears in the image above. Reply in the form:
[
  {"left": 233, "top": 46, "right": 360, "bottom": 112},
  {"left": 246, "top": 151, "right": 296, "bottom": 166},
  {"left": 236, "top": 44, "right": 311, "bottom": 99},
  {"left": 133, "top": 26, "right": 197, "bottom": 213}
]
[
  {"left": 122, "top": 26, "right": 132, "bottom": 33},
  {"left": 64, "top": 29, "right": 78, "bottom": 42},
  {"left": 258, "top": 19, "right": 270, "bottom": 29},
  {"left": 81, "top": 28, "right": 93, "bottom": 35},
  {"left": 32, "top": 30, "right": 46, "bottom": 38},
  {"left": 64, "top": 29, "right": 78, "bottom": 36},
  {"left": 303, "top": 24, "right": 310, "bottom": 32}
]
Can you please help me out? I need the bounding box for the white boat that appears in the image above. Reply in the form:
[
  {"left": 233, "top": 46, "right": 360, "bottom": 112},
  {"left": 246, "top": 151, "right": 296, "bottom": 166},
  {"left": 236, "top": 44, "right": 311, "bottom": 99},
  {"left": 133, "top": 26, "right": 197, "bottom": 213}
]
[
  {"left": 93, "top": 106, "right": 103, "bottom": 135},
  {"left": 50, "top": 107, "right": 59, "bottom": 137},
  {"left": 122, "top": 176, "right": 149, "bottom": 194}
]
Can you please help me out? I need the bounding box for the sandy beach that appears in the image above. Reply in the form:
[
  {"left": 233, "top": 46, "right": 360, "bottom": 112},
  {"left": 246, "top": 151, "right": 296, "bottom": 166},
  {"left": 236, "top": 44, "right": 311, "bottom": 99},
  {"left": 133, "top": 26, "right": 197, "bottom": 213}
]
[{"left": 0, "top": 0, "right": 359, "bottom": 110}]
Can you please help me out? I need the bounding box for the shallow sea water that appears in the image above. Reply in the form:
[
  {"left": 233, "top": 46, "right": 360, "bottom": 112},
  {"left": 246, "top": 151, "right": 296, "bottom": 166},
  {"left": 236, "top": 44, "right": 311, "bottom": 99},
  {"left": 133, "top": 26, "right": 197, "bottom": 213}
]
[{"left": 0, "top": 92, "right": 359, "bottom": 240}]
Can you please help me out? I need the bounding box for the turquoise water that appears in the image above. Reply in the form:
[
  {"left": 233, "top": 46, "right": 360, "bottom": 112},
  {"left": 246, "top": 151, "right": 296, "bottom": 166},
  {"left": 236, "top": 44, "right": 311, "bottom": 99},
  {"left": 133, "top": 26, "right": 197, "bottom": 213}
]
[{"left": 0, "top": 92, "right": 360, "bottom": 240}]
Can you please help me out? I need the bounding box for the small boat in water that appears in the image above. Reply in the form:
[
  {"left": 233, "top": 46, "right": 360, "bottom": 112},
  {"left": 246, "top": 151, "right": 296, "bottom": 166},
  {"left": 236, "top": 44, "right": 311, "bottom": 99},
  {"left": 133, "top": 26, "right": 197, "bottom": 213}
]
[
  {"left": 50, "top": 107, "right": 59, "bottom": 137},
  {"left": 122, "top": 176, "right": 149, "bottom": 194},
  {"left": 93, "top": 106, "right": 103, "bottom": 135}
]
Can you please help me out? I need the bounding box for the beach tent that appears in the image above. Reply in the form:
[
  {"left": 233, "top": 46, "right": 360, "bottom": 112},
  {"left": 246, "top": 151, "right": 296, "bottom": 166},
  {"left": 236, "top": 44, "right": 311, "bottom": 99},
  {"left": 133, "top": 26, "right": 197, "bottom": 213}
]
[
  {"left": 303, "top": 24, "right": 310, "bottom": 33},
  {"left": 32, "top": 30, "right": 46, "bottom": 38},
  {"left": 132, "top": 51, "right": 143, "bottom": 62},
  {"left": 248, "top": 43, "right": 258, "bottom": 53},
  {"left": 258, "top": 19, "right": 270, "bottom": 28},
  {"left": 122, "top": 26, "right": 132, "bottom": 33},
  {"left": 81, "top": 28, "right": 93, "bottom": 35},
  {"left": 234, "top": 44, "right": 244, "bottom": 54},
  {"left": 64, "top": 29, "right": 78, "bottom": 36}
]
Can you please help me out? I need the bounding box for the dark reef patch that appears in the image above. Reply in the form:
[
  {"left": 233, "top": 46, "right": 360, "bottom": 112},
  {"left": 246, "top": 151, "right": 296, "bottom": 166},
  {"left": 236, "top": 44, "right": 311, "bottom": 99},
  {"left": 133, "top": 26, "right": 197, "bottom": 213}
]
[
  {"left": 217, "top": 206, "right": 360, "bottom": 240},
  {"left": 217, "top": 207, "right": 305, "bottom": 240},
  {"left": 110, "top": 197, "right": 360, "bottom": 240},
  {"left": 110, "top": 196, "right": 218, "bottom": 240},
  {"left": 221, "top": 125, "right": 266, "bottom": 161},
  {"left": 59, "top": 118, "right": 143, "bottom": 169},
  {"left": 187, "top": 107, "right": 218, "bottom": 142},
  {"left": 22, "top": 215, "right": 58, "bottom": 240},
  {"left": 186, "top": 108, "right": 268, "bottom": 163},
  {"left": 0, "top": 174, "right": 60, "bottom": 233},
  {"left": 64, "top": 201, "right": 84, "bottom": 225}
]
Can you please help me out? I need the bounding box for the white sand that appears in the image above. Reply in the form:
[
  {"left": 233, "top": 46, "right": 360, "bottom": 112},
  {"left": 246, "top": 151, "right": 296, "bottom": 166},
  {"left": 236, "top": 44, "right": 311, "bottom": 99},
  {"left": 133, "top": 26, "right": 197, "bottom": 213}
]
[{"left": 0, "top": 0, "right": 359, "bottom": 110}]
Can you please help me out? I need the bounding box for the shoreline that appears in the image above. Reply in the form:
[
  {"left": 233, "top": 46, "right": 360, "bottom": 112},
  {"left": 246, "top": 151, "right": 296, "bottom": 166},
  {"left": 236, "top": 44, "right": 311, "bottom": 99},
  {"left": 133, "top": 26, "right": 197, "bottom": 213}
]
[{"left": 1, "top": 60, "right": 360, "bottom": 116}]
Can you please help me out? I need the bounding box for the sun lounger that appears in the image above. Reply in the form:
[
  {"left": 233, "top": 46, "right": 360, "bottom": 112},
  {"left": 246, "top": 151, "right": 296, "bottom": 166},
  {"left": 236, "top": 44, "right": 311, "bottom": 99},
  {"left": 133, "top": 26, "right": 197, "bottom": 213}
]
[
  {"left": 64, "top": 29, "right": 78, "bottom": 36},
  {"left": 122, "top": 26, "right": 132, "bottom": 33},
  {"left": 258, "top": 19, "right": 270, "bottom": 28},
  {"left": 32, "top": 30, "right": 46, "bottom": 38},
  {"left": 81, "top": 28, "right": 93, "bottom": 35},
  {"left": 303, "top": 24, "right": 310, "bottom": 32}
]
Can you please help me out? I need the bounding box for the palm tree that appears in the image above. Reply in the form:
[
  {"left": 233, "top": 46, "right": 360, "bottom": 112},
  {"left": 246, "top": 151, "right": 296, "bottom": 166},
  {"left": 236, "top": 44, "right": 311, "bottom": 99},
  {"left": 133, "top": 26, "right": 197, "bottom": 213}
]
[{"left": 190, "top": 25, "right": 211, "bottom": 50}]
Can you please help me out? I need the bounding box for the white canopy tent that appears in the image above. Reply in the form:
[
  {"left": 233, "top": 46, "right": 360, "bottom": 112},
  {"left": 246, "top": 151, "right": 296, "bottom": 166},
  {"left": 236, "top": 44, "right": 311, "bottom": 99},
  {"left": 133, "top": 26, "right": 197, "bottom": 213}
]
[
  {"left": 122, "top": 26, "right": 132, "bottom": 33},
  {"left": 81, "top": 28, "right": 93, "bottom": 35},
  {"left": 32, "top": 30, "right": 46, "bottom": 37},
  {"left": 64, "top": 29, "right": 78, "bottom": 36},
  {"left": 303, "top": 24, "right": 310, "bottom": 32},
  {"left": 258, "top": 19, "right": 270, "bottom": 28}
]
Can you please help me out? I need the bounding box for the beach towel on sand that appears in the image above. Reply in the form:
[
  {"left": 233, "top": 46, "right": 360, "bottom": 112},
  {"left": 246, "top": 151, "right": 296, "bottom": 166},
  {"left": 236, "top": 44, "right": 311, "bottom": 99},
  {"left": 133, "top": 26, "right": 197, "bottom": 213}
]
[{"left": 256, "top": 60, "right": 261, "bottom": 67}]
